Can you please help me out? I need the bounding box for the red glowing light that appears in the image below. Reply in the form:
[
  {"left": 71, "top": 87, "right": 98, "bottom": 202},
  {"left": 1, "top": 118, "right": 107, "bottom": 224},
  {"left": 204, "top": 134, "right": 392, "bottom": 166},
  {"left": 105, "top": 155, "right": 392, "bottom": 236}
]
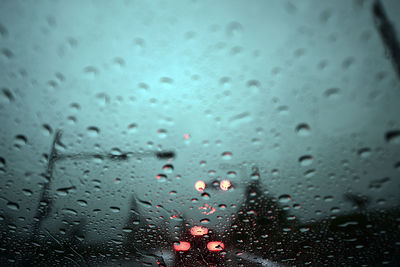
[
  {"left": 173, "top": 241, "right": 191, "bottom": 251},
  {"left": 184, "top": 133, "right": 190, "bottom": 139},
  {"left": 220, "top": 180, "right": 231, "bottom": 191},
  {"left": 207, "top": 241, "right": 225, "bottom": 251},
  {"left": 195, "top": 180, "right": 206, "bottom": 192},
  {"left": 190, "top": 226, "right": 208, "bottom": 236},
  {"left": 198, "top": 204, "right": 216, "bottom": 215}
]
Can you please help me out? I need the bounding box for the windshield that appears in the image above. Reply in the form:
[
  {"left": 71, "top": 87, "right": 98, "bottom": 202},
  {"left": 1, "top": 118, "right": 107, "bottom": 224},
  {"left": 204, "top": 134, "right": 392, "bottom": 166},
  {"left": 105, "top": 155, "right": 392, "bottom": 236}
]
[{"left": 1, "top": 0, "right": 399, "bottom": 266}]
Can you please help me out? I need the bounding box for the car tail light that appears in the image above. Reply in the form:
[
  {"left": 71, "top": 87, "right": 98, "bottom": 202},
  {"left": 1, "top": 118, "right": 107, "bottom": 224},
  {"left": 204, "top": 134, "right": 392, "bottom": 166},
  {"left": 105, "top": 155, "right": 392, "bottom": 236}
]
[
  {"left": 219, "top": 179, "right": 231, "bottom": 191},
  {"left": 195, "top": 180, "right": 206, "bottom": 192},
  {"left": 207, "top": 241, "right": 225, "bottom": 251},
  {"left": 173, "top": 241, "right": 191, "bottom": 251}
]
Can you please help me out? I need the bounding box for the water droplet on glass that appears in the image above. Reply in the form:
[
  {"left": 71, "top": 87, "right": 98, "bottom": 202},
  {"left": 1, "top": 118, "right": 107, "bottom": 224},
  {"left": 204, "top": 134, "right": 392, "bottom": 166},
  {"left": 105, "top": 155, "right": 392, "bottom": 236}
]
[
  {"left": 87, "top": 126, "right": 100, "bottom": 137},
  {"left": 156, "top": 174, "right": 167, "bottom": 183},
  {"left": 162, "top": 164, "right": 174, "bottom": 174},
  {"left": 226, "top": 21, "right": 243, "bottom": 38},
  {"left": 220, "top": 179, "right": 231, "bottom": 191},
  {"left": 201, "top": 192, "right": 210, "bottom": 200},
  {"left": 14, "top": 135, "right": 27, "bottom": 147},
  {"left": 42, "top": 124, "right": 52, "bottom": 136},
  {"left": 219, "top": 77, "right": 231, "bottom": 89},
  {"left": 385, "top": 130, "right": 400, "bottom": 144},
  {"left": 246, "top": 80, "right": 261, "bottom": 93},
  {"left": 195, "top": 180, "right": 206, "bottom": 192},
  {"left": 1, "top": 88, "right": 14, "bottom": 103},
  {"left": 22, "top": 189, "right": 32, "bottom": 196},
  {"left": 83, "top": 66, "right": 98, "bottom": 78},
  {"left": 7, "top": 202, "right": 19, "bottom": 211},
  {"left": 157, "top": 129, "right": 167, "bottom": 138},
  {"left": 127, "top": 123, "right": 138, "bottom": 133},
  {"left": 358, "top": 147, "right": 371, "bottom": 158},
  {"left": 296, "top": 123, "right": 311, "bottom": 136},
  {"left": 279, "top": 194, "right": 291, "bottom": 203},
  {"left": 200, "top": 218, "right": 210, "bottom": 224},
  {"left": 110, "top": 206, "right": 120, "bottom": 213},
  {"left": 0, "top": 157, "right": 6, "bottom": 169},
  {"left": 299, "top": 155, "right": 313, "bottom": 166},
  {"left": 77, "top": 200, "right": 88, "bottom": 207},
  {"left": 222, "top": 151, "right": 232, "bottom": 160},
  {"left": 330, "top": 207, "right": 341, "bottom": 213},
  {"left": 324, "top": 88, "right": 340, "bottom": 99}
]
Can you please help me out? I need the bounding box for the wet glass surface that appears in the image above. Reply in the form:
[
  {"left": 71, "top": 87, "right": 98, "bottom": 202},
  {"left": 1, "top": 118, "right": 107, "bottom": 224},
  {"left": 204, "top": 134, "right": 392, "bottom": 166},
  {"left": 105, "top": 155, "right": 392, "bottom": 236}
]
[{"left": 0, "top": 0, "right": 400, "bottom": 266}]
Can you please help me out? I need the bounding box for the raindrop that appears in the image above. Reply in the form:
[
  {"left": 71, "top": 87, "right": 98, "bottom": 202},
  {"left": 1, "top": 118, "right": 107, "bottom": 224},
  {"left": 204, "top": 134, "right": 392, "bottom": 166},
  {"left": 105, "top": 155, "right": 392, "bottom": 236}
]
[
  {"left": 219, "top": 77, "right": 231, "bottom": 88},
  {"left": 358, "top": 147, "right": 371, "bottom": 158},
  {"left": 1, "top": 48, "right": 14, "bottom": 59},
  {"left": 1, "top": 88, "right": 14, "bottom": 102},
  {"left": 56, "top": 186, "right": 76, "bottom": 196},
  {"left": 69, "top": 102, "right": 80, "bottom": 112},
  {"left": 110, "top": 206, "right": 120, "bottom": 213},
  {"left": 278, "top": 194, "right": 291, "bottom": 203},
  {"left": 277, "top": 105, "right": 289, "bottom": 115},
  {"left": 330, "top": 207, "right": 341, "bottom": 213},
  {"left": 195, "top": 180, "right": 206, "bottom": 192},
  {"left": 0, "top": 157, "right": 6, "bottom": 168},
  {"left": 385, "top": 130, "right": 400, "bottom": 144},
  {"left": 395, "top": 161, "right": 400, "bottom": 170},
  {"left": 324, "top": 88, "right": 340, "bottom": 99},
  {"left": 369, "top": 177, "right": 390, "bottom": 189},
  {"left": 299, "top": 155, "right": 313, "bottom": 166},
  {"left": 112, "top": 57, "right": 125, "bottom": 68},
  {"left": 162, "top": 164, "right": 174, "bottom": 174},
  {"left": 222, "top": 151, "right": 232, "bottom": 160},
  {"left": 227, "top": 171, "right": 237, "bottom": 179},
  {"left": 299, "top": 227, "right": 310, "bottom": 233},
  {"left": 83, "top": 66, "right": 98, "bottom": 78},
  {"left": 96, "top": 93, "right": 110, "bottom": 106},
  {"left": 200, "top": 218, "right": 210, "bottom": 224},
  {"left": 127, "top": 123, "right": 138, "bottom": 133},
  {"left": 296, "top": 123, "right": 311, "bottom": 136},
  {"left": 226, "top": 21, "right": 243, "bottom": 38},
  {"left": 22, "top": 189, "right": 32, "bottom": 196},
  {"left": 160, "top": 77, "right": 173, "bottom": 88},
  {"left": 77, "top": 200, "right": 88, "bottom": 207},
  {"left": 156, "top": 174, "right": 167, "bottom": 183},
  {"left": 61, "top": 208, "right": 78, "bottom": 216},
  {"left": 42, "top": 124, "right": 52, "bottom": 136},
  {"left": 246, "top": 80, "right": 261, "bottom": 93},
  {"left": 7, "top": 202, "right": 19, "bottom": 211},
  {"left": 133, "top": 38, "right": 145, "bottom": 51},
  {"left": 220, "top": 179, "right": 231, "bottom": 191},
  {"left": 157, "top": 129, "right": 167, "bottom": 138},
  {"left": 0, "top": 24, "right": 8, "bottom": 37},
  {"left": 87, "top": 126, "right": 100, "bottom": 137},
  {"left": 138, "top": 82, "right": 149, "bottom": 91},
  {"left": 67, "top": 116, "right": 77, "bottom": 124},
  {"left": 14, "top": 135, "right": 27, "bottom": 147},
  {"left": 201, "top": 192, "right": 210, "bottom": 200}
]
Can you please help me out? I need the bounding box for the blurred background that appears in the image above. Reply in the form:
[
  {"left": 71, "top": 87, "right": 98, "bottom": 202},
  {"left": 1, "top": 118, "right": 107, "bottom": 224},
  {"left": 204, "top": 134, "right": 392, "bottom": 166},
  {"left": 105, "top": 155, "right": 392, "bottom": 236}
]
[{"left": 0, "top": 0, "right": 399, "bottom": 265}]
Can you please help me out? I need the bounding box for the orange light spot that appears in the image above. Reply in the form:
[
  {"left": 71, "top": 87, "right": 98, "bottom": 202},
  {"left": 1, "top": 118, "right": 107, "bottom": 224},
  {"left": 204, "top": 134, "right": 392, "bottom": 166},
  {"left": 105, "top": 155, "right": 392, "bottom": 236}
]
[
  {"left": 184, "top": 133, "right": 190, "bottom": 139},
  {"left": 190, "top": 226, "right": 208, "bottom": 236},
  {"left": 220, "top": 180, "right": 231, "bottom": 191},
  {"left": 207, "top": 241, "right": 225, "bottom": 251},
  {"left": 173, "top": 241, "right": 191, "bottom": 251},
  {"left": 195, "top": 180, "right": 206, "bottom": 192}
]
